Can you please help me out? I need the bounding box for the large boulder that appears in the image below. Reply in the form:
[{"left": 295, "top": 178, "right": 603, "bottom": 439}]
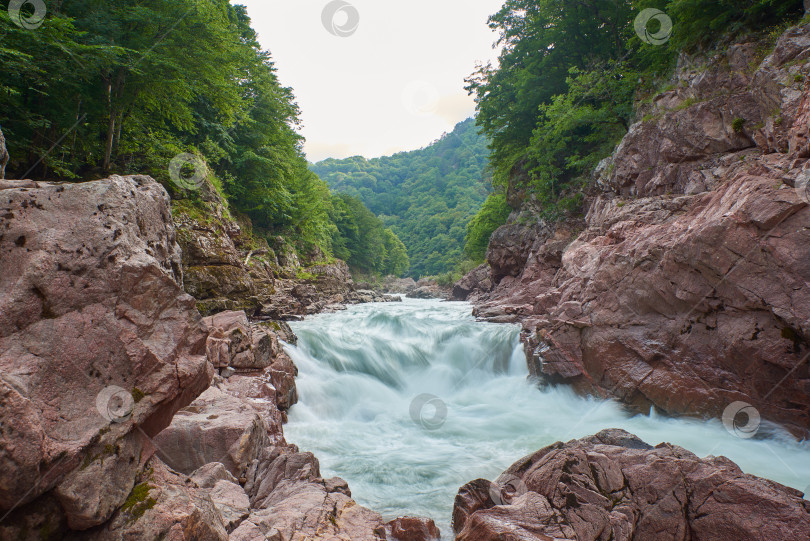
[
  {"left": 71, "top": 457, "right": 229, "bottom": 541},
  {"left": 453, "top": 429, "right": 810, "bottom": 541},
  {"left": 203, "top": 310, "right": 275, "bottom": 370},
  {"left": 451, "top": 264, "right": 493, "bottom": 301},
  {"left": 190, "top": 462, "right": 250, "bottom": 532},
  {"left": 152, "top": 386, "right": 271, "bottom": 478},
  {"left": 239, "top": 446, "right": 435, "bottom": 541},
  {"left": 0, "top": 175, "right": 212, "bottom": 530}
]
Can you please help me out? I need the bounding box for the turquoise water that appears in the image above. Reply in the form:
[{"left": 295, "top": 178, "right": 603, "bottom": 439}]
[{"left": 283, "top": 298, "right": 810, "bottom": 538}]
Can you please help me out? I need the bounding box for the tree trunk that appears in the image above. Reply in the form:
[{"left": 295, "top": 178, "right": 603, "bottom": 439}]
[
  {"left": 0, "top": 124, "right": 8, "bottom": 180},
  {"left": 103, "top": 113, "right": 115, "bottom": 171}
]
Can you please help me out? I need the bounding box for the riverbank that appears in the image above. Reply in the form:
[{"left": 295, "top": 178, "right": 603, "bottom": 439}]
[
  {"left": 454, "top": 22, "right": 810, "bottom": 437},
  {"left": 282, "top": 298, "right": 810, "bottom": 538}
]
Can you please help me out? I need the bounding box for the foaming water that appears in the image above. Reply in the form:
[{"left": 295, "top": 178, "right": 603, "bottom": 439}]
[{"left": 284, "top": 298, "right": 810, "bottom": 537}]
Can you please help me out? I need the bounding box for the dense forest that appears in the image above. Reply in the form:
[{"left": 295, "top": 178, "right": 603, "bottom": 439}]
[
  {"left": 466, "top": 0, "right": 807, "bottom": 221},
  {"left": 0, "top": 0, "right": 407, "bottom": 277},
  {"left": 311, "top": 118, "right": 494, "bottom": 278}
]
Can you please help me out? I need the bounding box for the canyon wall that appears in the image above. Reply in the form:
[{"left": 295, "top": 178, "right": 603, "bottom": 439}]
[
  {"left": 457, "top": 24, "right": 810, "bottom": 435},
  {"left": 172, "top": 179, "right": 397, "bottom": 320}
]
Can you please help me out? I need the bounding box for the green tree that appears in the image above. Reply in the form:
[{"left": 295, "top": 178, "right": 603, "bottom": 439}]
[
  {"left": 311, "top": 118, "right": 491, "bottom": 277},
  {"left": 464, "top": 193, "right": 512, "bottom": 262}
]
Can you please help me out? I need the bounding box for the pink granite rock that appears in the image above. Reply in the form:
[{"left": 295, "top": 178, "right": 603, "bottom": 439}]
[
  {"left": 454, "top": 429, "right": 810, "bottom": 541},
  {"left": 0, "top": 175, "right": 212, "bottom": 529}
]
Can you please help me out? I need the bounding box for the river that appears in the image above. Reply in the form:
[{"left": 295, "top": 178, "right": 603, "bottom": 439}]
[{"left": 283, "top": 298, "right": 810, "bottom": 537}]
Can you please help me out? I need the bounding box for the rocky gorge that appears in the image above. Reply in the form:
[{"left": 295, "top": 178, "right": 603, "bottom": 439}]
[
  {"left": 455, "top": 22, "right": 810, "bottom": 437},
  {"left": 443, "top": 22, "right": 810, "bottom": 540},
  {"left": 0, "top": 175, "right": 437, "bottom": 540},
  {"left": 1, "top": 17, "right": 810, "bottom": 541}
]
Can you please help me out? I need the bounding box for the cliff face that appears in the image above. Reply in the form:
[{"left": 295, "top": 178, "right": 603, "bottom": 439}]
[
  {"left": 458, "top": 24, "right": 810, "bottom": 434},
  {"left": 171, "top": 182, "right": 396, "bottom": 319}
]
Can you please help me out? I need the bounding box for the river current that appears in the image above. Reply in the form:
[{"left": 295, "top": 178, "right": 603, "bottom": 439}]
[{"left": 283, "top": 298, "right": 810, "bottom": 537}]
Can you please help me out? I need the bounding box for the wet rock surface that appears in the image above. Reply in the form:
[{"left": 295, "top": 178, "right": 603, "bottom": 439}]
[
  {"left": 453, "top": 429, "right": 810, "bottom": 541},
  {"left": 457, "top": 23, "right": 810, "bottom": 435}
]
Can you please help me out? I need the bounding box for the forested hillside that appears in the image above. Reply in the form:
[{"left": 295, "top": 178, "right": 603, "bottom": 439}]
[
  {"left": 466, "top": 0, "right": 807, "bottom": 219},
  {"left": 0, "top": 0, "right": 406, "bottom": 276},
  {"left": 311, "top": 118, "right": 492, "bottom": 277}
]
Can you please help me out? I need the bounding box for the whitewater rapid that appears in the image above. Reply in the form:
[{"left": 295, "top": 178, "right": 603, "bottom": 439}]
[{"left": 283, "top": 298, "right": 810, "bottom": 537}]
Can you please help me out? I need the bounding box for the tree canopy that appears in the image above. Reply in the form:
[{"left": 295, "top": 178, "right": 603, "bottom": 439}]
[
  {"left": 466, "top": 0, "right": 806, "bottom": 219},
  {"left": 0, "top": 0, "right": 407, "bottom": 276}
]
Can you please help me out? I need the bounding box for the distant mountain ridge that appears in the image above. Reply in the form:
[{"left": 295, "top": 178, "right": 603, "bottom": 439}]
[{"left": 310, "top": 118, "right": 491, "bottom": 277}]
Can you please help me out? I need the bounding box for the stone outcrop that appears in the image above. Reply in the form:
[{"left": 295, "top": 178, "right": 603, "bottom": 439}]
[
  {"left": 451, "top": 264, "right": 493, "bottom": 301},
  {"left": 453, "top": 429, "right": 810, "bottom": 541},
  {"left": 70, "top": 457, "right": 230, "bottom": 541},
  {"left": 457, "top": 23, "right": 810, "bottom": 434},
  {"left": 377, "top": 517, "right": 441, "bottom": 541},
  {"left": 0, "top": 175, "right": 213, "bottom": 533},
  {"left": 152, "top": 386, "right": 273, "bottom": 478},
  {"left": 173, "top": 189, "right": 400, "bottom": 319},
  {"left": 405, "top": 278, "right": 452, "bottom": 300},
  {"left": 238, "top": 446, "right": 440, "bottom": 541}
]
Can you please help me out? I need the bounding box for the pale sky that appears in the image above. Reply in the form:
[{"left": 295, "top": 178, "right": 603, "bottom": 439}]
[{"left": 232, "top": 0, "right": 504, "bottom": 162}]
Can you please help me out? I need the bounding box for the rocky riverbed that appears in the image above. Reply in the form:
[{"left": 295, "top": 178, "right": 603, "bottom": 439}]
[
  {"left": 2, "top": 21, "right": 809, "bottom": 541},
  {"left": 0, "top": 175, "right": 436, "bottom": 540}
]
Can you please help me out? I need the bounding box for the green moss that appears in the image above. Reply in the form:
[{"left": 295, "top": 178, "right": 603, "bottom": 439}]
[
  {"left": 261, "top": 320, "right": 282, "bottom": 332},
  {"left": 732, "top": 117, "right": 745, "bottom": 134},
  {"left": 38, "top": 518, "right": 54, "bottom": 540},
  {"left": 673, "top": 96, "right": 700, "bottom": 111},
  {"left": 295, "top": 270, "right": 317, "bottom": 281},
  {"left": 121, "top": 483, "right": 157, "bottom": 524},
  {"left": 795, "top": 73, "right": 805, "bottom": 83},
  {"left": 131, "top": 388, "right": 145, "bottom": 403}
]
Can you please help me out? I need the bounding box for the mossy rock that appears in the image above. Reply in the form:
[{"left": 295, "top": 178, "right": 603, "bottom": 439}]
[{"left": 121, "top": 483, "right": 157, "bottom": 524}]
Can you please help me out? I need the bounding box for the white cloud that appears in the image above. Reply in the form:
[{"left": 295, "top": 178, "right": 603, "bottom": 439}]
[{"left": 232, "top": 0, "right": 503, "bottom": 162}]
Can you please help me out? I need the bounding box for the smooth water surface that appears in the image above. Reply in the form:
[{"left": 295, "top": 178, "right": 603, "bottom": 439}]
[{"left": 283, "top": 298, "right": 810, "bottom": 537}]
